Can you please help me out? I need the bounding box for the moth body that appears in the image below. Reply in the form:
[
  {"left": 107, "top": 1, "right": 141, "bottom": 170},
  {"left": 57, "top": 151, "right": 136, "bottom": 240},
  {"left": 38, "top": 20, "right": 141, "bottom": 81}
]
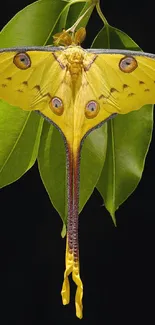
[
  {"left": 58, "top": 46, "right": 97, "bottom": 83},
  {"left": 1, "top": 43, "right": 155, "bottom": 320}
]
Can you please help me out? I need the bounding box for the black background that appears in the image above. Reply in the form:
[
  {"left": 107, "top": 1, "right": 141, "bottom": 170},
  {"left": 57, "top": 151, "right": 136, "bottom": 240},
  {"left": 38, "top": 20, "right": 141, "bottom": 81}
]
[{"left": 0, "top": 1, "right": 155, "bottom": 324}]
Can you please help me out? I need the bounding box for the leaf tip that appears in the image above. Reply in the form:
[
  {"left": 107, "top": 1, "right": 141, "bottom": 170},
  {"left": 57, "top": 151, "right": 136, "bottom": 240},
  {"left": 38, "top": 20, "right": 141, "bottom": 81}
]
[
  {"left": 110, "top": 212, "right": 117, "bottom": 227},
  {"left": 61, "top": 223, "right": 67, "bottom": 238}
]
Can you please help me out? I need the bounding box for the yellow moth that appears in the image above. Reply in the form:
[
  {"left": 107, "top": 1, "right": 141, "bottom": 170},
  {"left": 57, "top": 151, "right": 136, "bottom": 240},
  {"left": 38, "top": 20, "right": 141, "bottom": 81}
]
[{"left": 0, "top": 28, "right": 155, "bottom": 318}]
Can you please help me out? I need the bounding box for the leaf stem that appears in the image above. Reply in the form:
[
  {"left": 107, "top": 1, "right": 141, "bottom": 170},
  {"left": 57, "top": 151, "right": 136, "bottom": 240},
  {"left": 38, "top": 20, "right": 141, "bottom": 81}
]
[
  {"left": 66, "top": 3, "right": 95, "bottom": 33},
  {"left": 96, "top": 1, "right": 110, "bottom": 48}
]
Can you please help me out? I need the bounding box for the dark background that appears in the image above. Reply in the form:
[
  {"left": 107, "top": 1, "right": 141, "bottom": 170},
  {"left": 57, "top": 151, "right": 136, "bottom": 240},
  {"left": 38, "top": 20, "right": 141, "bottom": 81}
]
[{"left": 0, "top": 0, "right": 155, "bottom": 324}]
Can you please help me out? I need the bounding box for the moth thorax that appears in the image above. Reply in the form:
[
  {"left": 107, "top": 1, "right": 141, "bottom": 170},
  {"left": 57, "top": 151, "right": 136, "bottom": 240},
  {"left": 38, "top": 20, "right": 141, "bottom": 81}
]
[
  {"left": 67, "top": 52, "right": 84, "bottom": 81},
  {"left": 68, "top": 63, "right": 82, "bottom": 82}
]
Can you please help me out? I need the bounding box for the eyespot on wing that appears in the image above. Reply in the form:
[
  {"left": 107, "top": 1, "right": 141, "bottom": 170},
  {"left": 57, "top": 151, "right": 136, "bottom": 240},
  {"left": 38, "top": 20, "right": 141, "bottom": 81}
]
[
  {"left": 13, "top": 52, "right": 31, "bottom": 70},
  {"left": 119, "top": 56, "right": 138, "bottom": 73},
  {"left": 49, "top": 97, "right": 64, "bottom": 115},
  {"left": 85, "top": 100, "right": 99, "bottom": 119}
]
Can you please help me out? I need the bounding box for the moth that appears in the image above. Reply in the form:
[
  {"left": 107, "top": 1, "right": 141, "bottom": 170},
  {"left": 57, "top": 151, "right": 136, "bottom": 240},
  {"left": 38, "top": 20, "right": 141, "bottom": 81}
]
[{"left": 0, "top": 28, "right": 155, "bottom": 318}]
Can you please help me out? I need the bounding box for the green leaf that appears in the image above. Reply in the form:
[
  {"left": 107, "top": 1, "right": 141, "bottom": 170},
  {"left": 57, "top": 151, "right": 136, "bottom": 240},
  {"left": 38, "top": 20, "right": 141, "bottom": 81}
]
[
  {"left": 0, "top": 102, "right": 43, "bottom": 187},
  {"left": 92, "top": 25, "right": 140, "bottom": 50},
  {"left": 97, "top": 107, "right": 153, "bottom": 223},
  {"left": 93, "top": 25, "right": 153, "bottom": 224},
  {"left": 0, "top": 0, "right": 68, "bottom": 47},
  {"left": 38, "top": 122, "right": 67, "bottom": 222},
  {"left": 0, "top": 0, "right": 68, "bottom": 187},
  {"left": 79, "top": 126, "right": 107, "bottom": 212}
]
